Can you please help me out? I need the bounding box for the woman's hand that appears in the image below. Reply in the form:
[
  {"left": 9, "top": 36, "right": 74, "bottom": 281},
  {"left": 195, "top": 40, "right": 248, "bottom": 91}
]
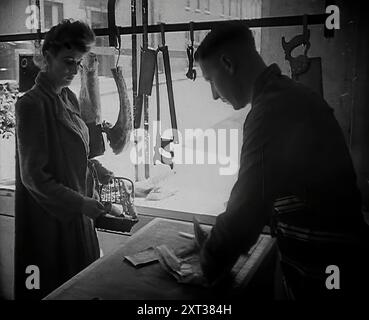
[
  {"left": 103, "top": 203, "right": 124, "bottom": 218},
  {"left": 82, "top": 197, "right": 105, "bottom": 219},
  {"left": 90, "top": 159, "right": 114, "bottom": 185}
]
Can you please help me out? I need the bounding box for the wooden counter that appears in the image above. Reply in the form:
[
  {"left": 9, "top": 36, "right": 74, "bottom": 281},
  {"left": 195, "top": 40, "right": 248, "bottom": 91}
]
[{"left": 44, "top": 217, "right": 276, "bottom": 300}]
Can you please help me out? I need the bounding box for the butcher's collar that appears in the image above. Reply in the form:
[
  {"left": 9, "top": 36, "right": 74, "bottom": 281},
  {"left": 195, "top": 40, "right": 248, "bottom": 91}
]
[
  {"left": 251, "top": 63, "right": 281, "bottom": 103},
  {"left": 35, "top": 71, "right": 65, "bottom": 96}
]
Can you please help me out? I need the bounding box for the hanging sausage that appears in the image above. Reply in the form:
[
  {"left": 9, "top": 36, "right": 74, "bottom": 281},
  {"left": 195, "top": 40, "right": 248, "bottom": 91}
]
[
  {"left": 79, "top": 52, "right": 105, "bottom": 158},
  {"left": 102, "top": 66, "right": 133, "bottom": 155}
]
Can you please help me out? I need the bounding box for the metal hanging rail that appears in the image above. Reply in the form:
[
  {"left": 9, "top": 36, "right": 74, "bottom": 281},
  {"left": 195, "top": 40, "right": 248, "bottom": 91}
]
[
  {"left": 115, "top": 13, "right": 329, "bottom": 34},
  {"left": 0, "top": 14, "right": 329, "bottom": 43}
]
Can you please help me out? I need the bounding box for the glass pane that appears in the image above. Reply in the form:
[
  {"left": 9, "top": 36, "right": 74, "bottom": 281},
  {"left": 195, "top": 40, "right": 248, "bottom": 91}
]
[
  {"left": 0, "top": 0, "right": 109, "bottom": 35},
  {"left": 0, "top": 40, "right": 35, "bottom": 183},
  {"left": 90, "top": 29, "right": 248, "bottom": 216},
  {"left": 0, "top": 0, "right": 39, "bottom": 35},
  {"left": 0, "top": 134, "right": 15, "bottom": 183},
  {"left": 40, "top": 0, "right": 108, "bottom": 32},
  {"left": 43, "top": 1, "right": 64, "bottom": 30}
]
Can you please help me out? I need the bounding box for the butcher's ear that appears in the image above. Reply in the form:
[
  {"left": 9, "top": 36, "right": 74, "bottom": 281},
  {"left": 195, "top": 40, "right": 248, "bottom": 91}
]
[
  {"left": 44, "top": 50, "right": 52, "bottom": 66},
  {"left": 220, "top": 54, "right": 234, "bottom": 75}
]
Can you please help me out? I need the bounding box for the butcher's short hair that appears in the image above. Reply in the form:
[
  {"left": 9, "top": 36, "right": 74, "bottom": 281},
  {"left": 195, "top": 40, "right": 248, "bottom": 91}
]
[
  {"left": 42, "top": 19, "right": 95, "bottom": 56},
  {"left": 194, "top": 21, "right": 256, "bottom": 61}
]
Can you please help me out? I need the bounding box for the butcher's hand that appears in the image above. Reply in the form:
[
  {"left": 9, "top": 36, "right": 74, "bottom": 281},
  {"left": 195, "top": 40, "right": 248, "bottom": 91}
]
[{"left": 82, "top": 197, "right": 106, "bottom": 219}]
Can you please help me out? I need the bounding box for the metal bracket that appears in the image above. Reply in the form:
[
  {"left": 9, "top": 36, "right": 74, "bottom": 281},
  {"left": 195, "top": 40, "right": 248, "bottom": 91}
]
[
  {"left": 281, "top": 15, "right": 311, "bottom": 78},
  {"left": 108, "top": 0, "right": 120, "bottom": 48},
  {"left": 186, "top": 21, "right": 196, "bottom": 81}
]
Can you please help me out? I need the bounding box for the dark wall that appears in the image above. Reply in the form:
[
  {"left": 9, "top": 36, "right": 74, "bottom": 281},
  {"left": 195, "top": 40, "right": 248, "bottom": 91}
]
[
  {"left": 350, "top": 3, "right": 369, "bottom": 210},
  {"left": 260, "top": 0, "right": 369, "bottom": 209}
]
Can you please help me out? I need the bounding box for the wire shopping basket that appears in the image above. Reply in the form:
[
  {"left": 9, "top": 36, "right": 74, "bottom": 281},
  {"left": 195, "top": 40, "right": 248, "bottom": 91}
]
[{"left": 95, "top": 177, "right": 139, "bottom": 233}]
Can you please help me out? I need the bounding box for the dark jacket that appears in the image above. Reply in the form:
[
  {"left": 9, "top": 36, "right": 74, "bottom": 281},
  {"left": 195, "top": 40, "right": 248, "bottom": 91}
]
[
  {"left": 201, "top": 64, "right": 368, "bottom": 296},
  {"left": 15, "top": 72, "right": 100, "bottom": 300}
]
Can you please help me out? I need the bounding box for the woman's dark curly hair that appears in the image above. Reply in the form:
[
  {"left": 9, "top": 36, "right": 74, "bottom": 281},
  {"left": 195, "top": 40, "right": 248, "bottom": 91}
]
[
  {"left": 42, "top": 19, "right": 95, "bottom": 55},
  {"left": 34, "top": 19, "right": 95, "bottom": 69}
]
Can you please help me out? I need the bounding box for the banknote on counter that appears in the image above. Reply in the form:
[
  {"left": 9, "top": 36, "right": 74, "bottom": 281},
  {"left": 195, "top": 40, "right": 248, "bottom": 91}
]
[{"left": 124, "top": 247, "right": 158, "bottom": 267}]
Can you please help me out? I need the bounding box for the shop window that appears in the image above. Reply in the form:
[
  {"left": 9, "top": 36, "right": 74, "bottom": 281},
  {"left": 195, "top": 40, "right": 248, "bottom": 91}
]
[{"left": 44, "top": 1, "right": 64, "bottom": 30}]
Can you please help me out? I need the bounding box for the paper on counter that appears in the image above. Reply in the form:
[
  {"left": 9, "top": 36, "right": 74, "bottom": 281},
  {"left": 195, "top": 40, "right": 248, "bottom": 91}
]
[
  {"left": 124, "top": 247, "right": 158, "bottom": 267},
  {"left": 193, "top": 216, "right": 208, "bottom": 248}
]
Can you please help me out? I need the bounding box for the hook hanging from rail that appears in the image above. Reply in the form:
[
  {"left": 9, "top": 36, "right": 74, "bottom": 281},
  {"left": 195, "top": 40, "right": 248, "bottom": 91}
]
[
  {"left": 282, "top": 14, "right": 323, "bottom": 96},
  {"left": 31, "top": 0, "right": 42, "bottom": 50},
  {"left": 108, "top": 0, "right": 118, "bottom": 48},
  {"left": 160, "top": 23, "right": 166, "bottom": 46},
  {"left": 115, "top": 26, "right": 122, "bottom": 69},
  {"left": 32, "top": 0, "right": 43, "bottom": 68},
  {"left": 107, "top": 0, "right": 122, "bottom": 67},
  {"left": 186, "top": 21, "right": 196, "bottom": 81},
  {"left": 281, "top": 14, "right": 311, "bottom": 77}
]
